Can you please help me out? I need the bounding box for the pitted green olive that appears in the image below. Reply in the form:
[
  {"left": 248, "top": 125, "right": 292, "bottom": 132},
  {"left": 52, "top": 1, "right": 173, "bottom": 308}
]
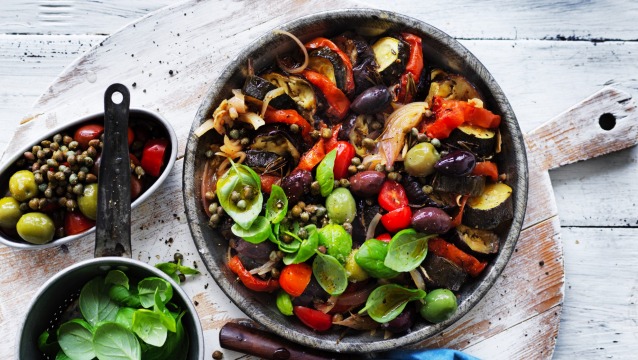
[
  {"left": 9, "top": 170, "right": 38, "bottom": 202},
  {"left": 404, "top": 142, "right": 440, "bottom": 177},
  {"left": 16, "top": 212, "right": 55, "bottom": 244},
  {"left": 419, "top": 288, "right": 458, "bottom": 323},
  {"left": 325, "top": 188, "right": 356, "bottom": 224},
  {"left": 0, "top": 197, "right": 22, "bottom": 228},
  {"left": 78, "top": 183, "right": 98, "bottom": 220}
]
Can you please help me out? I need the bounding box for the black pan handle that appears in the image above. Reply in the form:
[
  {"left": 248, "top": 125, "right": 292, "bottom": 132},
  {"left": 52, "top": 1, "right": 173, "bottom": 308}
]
[{"left": 95, "top": 83, "right": 132, "bottom": 258}]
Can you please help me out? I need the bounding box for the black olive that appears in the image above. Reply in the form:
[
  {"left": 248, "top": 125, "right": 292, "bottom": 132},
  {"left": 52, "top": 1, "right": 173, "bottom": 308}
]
[
  {"left": 434, "top": 150, "right": 476, "bottom": 176},
  {"left": 280, "top": 169, "right": 312, "bottom": 204},
  {"left": 350, "top": 85, "right": 392, "bottom": 114}
]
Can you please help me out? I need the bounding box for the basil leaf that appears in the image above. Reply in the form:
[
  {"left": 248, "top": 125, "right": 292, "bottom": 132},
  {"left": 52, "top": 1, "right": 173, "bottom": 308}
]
[
  {"left": 57, "top": 319, "right": 95, "bottom": 360},
  {"left": 265, "top": 184, "right": 288, "bottom": 224},
  {"left": 385, "top": 229, "right": 434, "bottom": 272},
  {"left": 177, "top": 260, "right": 200, "bottom": 275},
  {"left": 132, "top": 309, "right": 168, "bottom": 347},
  {"left": 79, "top": 276, "right": 119, "bottom": 327},
  {"left": 359, "top": 284, "right": 426, "bottom": 323},
  {"left": 142, "top": 312, "right": 188, "bottom": 360},
  {"left": 355, "top": 239, "right": 399, "bottom": 279},
  {"left": 93, "top": 322, "right": 142, "bottom": 360},
  {"left": 317, "top": 223, "right": 352, "bottom": 264},
  {"left": 313, "top": 252, "right": 348, "bottom": 296},
  {"left": 316, "top": 149, "right": 337, "bottom": 197},
  {"left": 216, "top": 161, "right": 263, "bottom": 229},
  {"left": 231, "top": 216, "right": 271, "bottom": 244},
  {"left": 38, "top": 329, "right": 60, "bottom": 356},
  {"left": 55, "top": 351, "right": 72, "bottom": 360},
  {"left": 155, "top": 262, "right": 178, "bottom": 276},
  {"left": 154, "top": 289, "right": 177, "bottom": 333},
  {"left": 138, "top": 277, "right": 173, "bottom": 308},
  {"left": 283, "top": 225, "right": 319, "bottom": 265},
  {"left": 105, "top": 270, "right": 130, "bottom": 290},
  {"left": 109, "top": 285, "right": 142, "bottom": 308},
  {"left": 115, "top": 307, "right": 137, "bottom": 329}
]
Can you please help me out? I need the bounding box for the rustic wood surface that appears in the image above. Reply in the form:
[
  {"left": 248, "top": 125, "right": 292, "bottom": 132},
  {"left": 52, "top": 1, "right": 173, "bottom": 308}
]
[{"left": 1, "top": 1, "right": 637, "bottom": 359}]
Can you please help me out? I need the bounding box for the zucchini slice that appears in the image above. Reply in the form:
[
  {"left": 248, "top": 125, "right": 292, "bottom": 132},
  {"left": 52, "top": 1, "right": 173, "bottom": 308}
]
[
  {"left": 307, "top": 47, "right": 348, "bottom": 93},
  {"left": 450, "top": 224, "right": 499, "bottom": 255},
  {"left": 425, "top": 68, "right": 482, "bottom": 106},
  {"left": 371, "top": 36, "right": 408, "bottom": 85},
  {"left": 463, "top": 182, "right": 514, "bottom": 230},
  {"left": 422, "top": 254, "right": 467, "bottom": 292},
  {"left": 433, "top": 174, "right": 486, "bottom": 197},
  {"left": 262, "top": 73, "right": 317, "bottom": 120},
  {"left": 446, "top": 124, "right": 497, "bottom": 158},
  {"left": 242, "top": 75, "right": 297, "bottom": 110}
]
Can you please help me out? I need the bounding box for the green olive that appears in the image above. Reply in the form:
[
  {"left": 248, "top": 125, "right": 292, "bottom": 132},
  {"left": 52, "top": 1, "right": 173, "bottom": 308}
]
[
  {"left": 16, "top": 212, "right": 55, "bottom": 244},
  {"left": 419, "top": 288, "right": 458, "bottom": 323},
  {"left": 318, "top": 224, "right": 353, "bottom": 264},
  {"left": 345, "top": 249, "right": 369, "bottom": 282},
  {"left": 403, "top": 142, "right": 440, "bottom": 177},
  {"left": 0, "top": 197, "right": 22, "bottom": 228},
  {"left": 9, "top": 170, "right": 38, "bottom": 202},
  {"left": 325, "top": 188, "right": 356, "bottom": 224},
  {"left": 78, "top": 183, "right": 98, "bottom": 220}
]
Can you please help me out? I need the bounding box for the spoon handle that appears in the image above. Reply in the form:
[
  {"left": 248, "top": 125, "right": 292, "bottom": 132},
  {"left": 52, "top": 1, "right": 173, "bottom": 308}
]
[{"left": 95, "top": 83, "right": 132, "bottom": 258}]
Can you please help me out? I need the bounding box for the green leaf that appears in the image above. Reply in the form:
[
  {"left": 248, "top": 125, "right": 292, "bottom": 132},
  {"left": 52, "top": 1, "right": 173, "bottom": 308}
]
[
  {"left": 115, "top": 307, "right": 137, "bottom": 329},
  {"left": 355, "top": 239, "right": 399, "bottom": 279},
  {"left": 38, "top": 329, "right": 60, "bottom": 356},
  {"left": 313, "top": 252, "right": 348, "bottom": 296},
  {"left": 109, "top": 285, "right": 142, "bottom": 308},
  {"left": 283, "top": 224, "right": 319, "bottom": 265},
  {"left": 141, "top": 312, "right": 188, "bottom": 360},
  {"left": 155, "top": 262, "right": 178, "bottom": 276},
  {"left": 132, "top": 309, "right": 168, "bottom": 347},
  {"left": 105, "top": 270, "right": 130, "bottom": 290},
  {"left": 265, "top": 184, "right": 288, "bottom": 224},
  {"left": 79, "top": 276, "right": 119, "bottom": 327},
  {"left": 154, "top": 289, "right": 177, "bottom": 333},
  {"left": 216, "top": 161, "right": 263, "bottom": 229},
  {"left": 231, "top": 216, "right": 272, "bottom": 244},
  {"left": 316, "top": 149, "right": 337, "bottom": 197},
  {"left": 359, "top": 284, "right": 426, "bottom": 323},
  {"left": 385, "top": 229, "right": 434, "bottom": 272},
  {"left": 57, "top": 319, "right": 95, "bottom": 360},
  {"left": 55, "top": 351, "right": 72, "bottom": 360},
  {"left": 138, "top": 277, "right": 173, "bottom": 308},
  {"left": 176, "top": 260, "right": 200, "bottom": 275},
  {"left": 93, "top": 322, "right": 141, "bottom": 360}
]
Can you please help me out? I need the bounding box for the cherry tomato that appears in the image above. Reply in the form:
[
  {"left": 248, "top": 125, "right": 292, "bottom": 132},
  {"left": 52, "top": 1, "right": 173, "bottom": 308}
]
[
  {"left": 293, "top": 306, "right": 332, "bottom": 331},
  {"left": 381, "top": 206, "right": 412, "bottom": 233},
  {"left": 64, "top": 211, "right": 96, "bottom": 236},
  {"left": 279, "top": 263, "right": 312, "bottom": 297},
  {"left": 378, "top": 180, "right": 409, "bottom": 212},
  {"left": 74, "top": 124, "right": 104, "bottom": 149},
  {"left": 333, "top": 141, "right": 356, "bottom": 180},
  {"left": 140, "top": 138, "right": 169, "bottom": 177},
  {"left": 376, "top": 233, "right": 392, "bottom": 242},
  {"left": 127, "top": 127, "right": 134, "bottom": 146}
]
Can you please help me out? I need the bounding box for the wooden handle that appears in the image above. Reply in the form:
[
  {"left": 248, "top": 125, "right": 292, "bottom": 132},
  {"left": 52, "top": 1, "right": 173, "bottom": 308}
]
[
  {"left": 220, "top": 322, "right": 344, "bottom": 360},
  {"left": 525, "top": 86, "right": 638, "bottom": 171}
]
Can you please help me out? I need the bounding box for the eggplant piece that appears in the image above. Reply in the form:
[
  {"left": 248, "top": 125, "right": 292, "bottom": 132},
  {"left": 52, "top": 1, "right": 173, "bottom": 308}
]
[
  {"left": 292, "top": 277, "right": 329, "bottom": 307},
  {"left": 242, "top": 75, "right": 297, "bottom": 110},
  {"left": 250, "top": 124, "right": 302, "bottom": 163},
  {"left": 262, "top": 73, "right": 317, "bottom": 121},
  {"left": 463, "top": 182, "right": 514, "bottom": 230},
  {"left": 421, "top": 254, "right": 467, "bottom": 292},
  {"left": 340, "top": 114, "right": 370, "bottom": 157},
  {"left": 450, "top": 224, "right": 500, "bottom": 255},
  {"left": 230, "top": 238, "right": 278, "bottom": 270},
  {"left": 424, "top": 69, "right": 482, "bottom": 107},
  {"left": 243, "top": 150, "right": 289, "bottom": 174},
  {"left": 308, "top": 47, "right": 349, "bottom": 94},
  {"left": 334, "top": 32, "right": 383, "bottom": 95},
  {"left": 433, "top": 174, "right": 486, "bottom": 197},
  {"left": 446, "top": 124, "right": 497, "bottom": 158},
  {"left": 351, "top": 199, "right": 382, "bottom": 246},
  {"left": 371, "top": 36, "right": 409, "bottom": 85}
]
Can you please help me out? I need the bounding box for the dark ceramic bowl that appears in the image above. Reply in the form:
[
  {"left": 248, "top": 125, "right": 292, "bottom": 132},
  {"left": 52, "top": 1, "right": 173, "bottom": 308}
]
[{"left": 183, "top": 8, "right": 528, "bottom": 353}]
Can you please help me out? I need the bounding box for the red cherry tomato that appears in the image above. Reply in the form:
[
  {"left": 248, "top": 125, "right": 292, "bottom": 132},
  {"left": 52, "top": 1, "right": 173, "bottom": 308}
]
[
  {"left": 74, "top": 124, "right": 104, "bottom": 149},
  {"left": 279, "top": 263, "right": 312, "bottom": 297},
  {"left": 378, "top": 180, "right": 409, "bottom": 212},
  {"left": 293, "top": 306, "right": 332, "bottom": 331},
  {"left": 64, "top": 211, "right": 96, "bottom": 236},
  {"left": 127, "top": 127, "right": 134, "bottom": 146},
  {"left": 381, "top": 206, "right": 412, "bottom": 233},
  {"left": 376, "top": 233, "right": 392, "bottom": 242},
  {"left": 140, "top": 138, "right": 169, "bottom": 177},
  {"left": 333, "top": 141, "right": 356, "bottom": 180}
]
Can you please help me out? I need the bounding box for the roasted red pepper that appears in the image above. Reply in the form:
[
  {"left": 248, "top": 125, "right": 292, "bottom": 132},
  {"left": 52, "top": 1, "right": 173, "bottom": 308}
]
[
  {"left": 140, "top": 138, "right": 169, "bottom": 177},
  {"left": 472, "top": 161, "right": 499, "bottom": 182},
  {"left": 296, "top": 138, "right": 326, "bottom": 171},
  {"left": 396, "top": 33, "right": 424, "bottom": 103},
  {"left": 259, "top": 174, "right": 281, "bottom": 194},
  {"left": 293, "top": 306, "right": 333, "bottom": 331},
  {"left": 323, "top": 123, "right": 342, "bottom": 153},
  {"left": 426, "top": 97, "right": 501, "bottom": 139},
  {"left": 301, "top": 70, "right": 350, "bottom": 121},
  {"left": 228, "top": 255, "right": 279, "bottom": 292},
  {"left": 376, "top": 233, "right": 392, "bottom": 242},
  {"left": 264, "top": 108, "right": 313, "bottom": 142},
  {"left": 428, "top": 237, "right": 487, "bottom": 277},
  {"left": 305, "top": 37, "right": 355, "bottom": 96},
  {"left": 332, "top": 141, "right": 356, "bottom": 180},
  {"left": 64, "top": 211, "right": 96, "bottom": 236},
  {"left": 449, "top": 195, "right": 469, "bottom": 229},
  {"left": 381, "top": 206, "right": 412, "bottom": 233}
]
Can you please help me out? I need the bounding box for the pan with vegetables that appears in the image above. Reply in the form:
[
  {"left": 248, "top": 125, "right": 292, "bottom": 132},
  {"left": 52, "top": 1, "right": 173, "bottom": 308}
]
[{"left": 183, "top": 9, "right": 527, "bottom": 353}]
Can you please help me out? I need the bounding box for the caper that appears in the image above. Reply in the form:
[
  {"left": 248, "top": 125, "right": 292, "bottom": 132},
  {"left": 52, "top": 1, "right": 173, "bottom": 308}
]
[
  {"left": 289, "top": 124, "right": 300, "bottom": 133},
  {"left": 209, "top": 203, "right": 218, "bottom": 214},
  {"left": 385, "top": 165, "right": 394, "bottom": 172},
  {"left": 216, "top": 206, "right": 224, "bottom": 215},
  {"left": 19, "top": 202, "right": 29, "bottom": 212},
  {"left": 85, "top": 174, "right": 97, "bottom": 183},
  {"left": 362, "top": 138, "right": 376, "bottom": 150},
  {"left": 55, "top": 187, "right": 65, "bottom": 196},
  {"left": 47, "top": 171, "right": 55, "bottom": 182},
  {"left": 87, "top": 146, "right": 97, "bottom": 158},
  {"left": 38, "top": 198, "right": 49, "bottom": 210},
  {"left": 83, "top": 157, "right": 94, "bottom": 168},
  {"left": 46, "top": 158, "right": 58, "bottom": 168},
  {"left": 431, "top": 138, "right": 441, "bottom": 148},
  {"left": 240, "top": 137, "right": 250, "bottom": 146},
  {"left": 236, "top": 199, "right": 247, "bottom": 210},
  {"left": 63, "top": 135, "right": 73, "bottom": 145},
  {"left": 229, "top": 129, "right": 240, "bottom": 140},
  {"left": 422, "top": 185, "right": 434, "bottom": 194},
  {"left": 205, "top": 191, "right": 215, "bottom": 201},
  {"left": 28, "top": 198, "right": 40, "bottom": 210},
  {"left": 351, "top": 157, "right": 361, "bottom": 166},
  {"left": 73, "top": 184, "right": 84, "bottom": 195},
  {"left": 65, "top": 199, "right": 77, "bottom": 211},
  {"left": 374, "top": 164, "right": 385, "bottom": 172},
  {"left": 60, "top": 145, "right": 68, "bottom": 153},
  {"left": 23, "top": 151, "right": 35, "bottom": 161},
  {"left": 357, "top": 164, "right": 367, "bottom": 171},
  {"left": 55, "top": 172, "right": 66, "bottom": 182},
  {"left": 53, "top": 150, "right": 64, "bottom": 162},
  {"left": 291, "top": 205, "right": 302, "bottom": 217},
  {"left": 38, "top": 183, "right": 47, "bottom": 193},
  {"left": 173, "top": 252, "right": 184, "bottom": 263},
  {"left": 387, "top": 172, "right": 399, "bottom": 181},
  {"left": 315, "top": 206, "right": 327, "bottom": 217},
  {"left": 242, "top": 185, "right": 254, "bottom": 200},
  {"left": 230, "top": 191, "right": 240, "bottom": 203},
  {"left": 370, "top": 121, "right": 383, "bottom": 130},
  {"left": 68, "top": 140, "right": 79, "bottom": 150},
  {"left": 77, "top": 171, "right": 86, "bottom": 182},
  {"left": 209, "top": 213, "right": 220, "bottom": 226},
  {"left": 310, "top": 130, "right": 320, "bottom": 140},
  {"left": 417, "top": 133, "right": 429, "bottom": 143},
  {"left": 134, "top": 166, "right": 145, "bottom": 177},
  {"left": 36, "top": 150, "right": 46, "bottom": 159},
  {"left": 310, "top": 181, "right": 321, "bottom": 195},
  {"left": 333, "top": 179, "right": 340, "bottom": 188},
  {"left": 88, "top": 139, "right": 101, "bottom": 148},
  {"left": 44, "top": 188, "right": 53, "bottom": 199},
  {"left": 297, "top": 227, "right": 308, "bottom": 239},
  {"left": 342, "top": 222, "right": 353, "bottom": 233},
  {"left": 310, "top": 215, "right": 318, "bottom": 223},
  {"left": 43, "top": 148, "right": 52, "bottom": 157},
  {"left": 205, "top": 149, "right": 214, "bottom": 158},
  {"left": 34, "top": 172, "right": 43, "bottom": 184},
  {"left": 339, "top": 178, "right": 350, "bottom": 187},
  {"left": 348, "top": 165, "right": 358, "bottom": 174},
  {"left": 410, "top": 127, "right": 419, "bottom": 138},
  {"left": 68, "top": 173, "right": 78, "bottom": 186},
  {"left": 50, "top": 142, "right": 60, "bottom": 151},
  {"left": 300, "top": 211, "right": 310, "bottom": 222},
  {"left": 297, "top": 201, "right": 306, "bottom": 210},
  {"left": 282, "top": 233, "right": 293, "bottom": 243}
]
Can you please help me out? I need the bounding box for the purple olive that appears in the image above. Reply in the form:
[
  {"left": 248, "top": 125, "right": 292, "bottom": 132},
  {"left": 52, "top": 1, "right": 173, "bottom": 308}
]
[
  {"left": 280, "top": 169, "right": 312, "bottom": 204},
  {"left": 349, "top": 171, "right": 386, "bottom": 198},
  {"left": 411, "top": 207, "right": 452, "bottom": 234},
  {"left": 434, "top": 150, "right": 476, "bottom": 176},
  {"left": 350, "top": 85, "right": 391, "bottom": 114},
  {"left": 382, "top": 305, "right": 415, "bottom": 333},
  {"left": 231, "top": 238, "right": 277, "bottom": 270}
]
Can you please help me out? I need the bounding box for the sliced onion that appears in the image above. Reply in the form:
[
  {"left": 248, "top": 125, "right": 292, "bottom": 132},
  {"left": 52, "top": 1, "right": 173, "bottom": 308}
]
[
  {"left": 409, "top": 268, "right": 426, "bottom": 291},
  {"left": 315, "top": 296, "right": 338, "bottom": 314},
  {"left": 377, "top": 102, "right": 428, "bottom": 167},
  {"left": 366, "top": 213, "right": 383, "bottom": 240},
  {"left": 194, "top": 118, "right": 215, "bottom": 138},
  {"left": 249, "top": 258, "right": 278, "bottom": 276},
  {"left": 273, "top": 29, "right": 308, "bottom": 74},
  {"left": 238, "top": 112, "right": 265, "bottom": 130},
  {"left": 228, "top": 89, "right": 248, "bottom": 113},
  {"left": 260, "top": 87, "right": 286, "bottom": 117}
]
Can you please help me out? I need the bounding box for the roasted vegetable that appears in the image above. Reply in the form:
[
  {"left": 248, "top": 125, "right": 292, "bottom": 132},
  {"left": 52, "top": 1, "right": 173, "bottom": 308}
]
[
  {"left": 421, "top": 254, "right": 467, "bottom": 292},
  {"left": 427, "top": 237, "right": 487, "bottom": 277},
  {"left": 446, "top": 124, "right": 497, "bottom": 158},
  {"left": 250, "top": 124, "right": 302, "bottom": 163},
  {"left": 307, "top": 47, "right": 350, "bottom": 95},
  {"left": 242, "top": 75, "right": 297, "bottom": 110},
  {"left": 449, "top": 224, "right": 500, "bottom": 255},
  {"left": 371, "top": 36, "right": 409, "bottom": 85},
  {"left": 463, "top": 182, "right": 514, "bottom": 230},
  {"left": 243, "top": 150, "right": 289, "bottom": 174},
  {"left": 433, "top": 174, "right": 486, "bottom": 197},
  {"left": 425, "top": 69, "right": 481, "bottom": 106},
  {"left": 262, "top": 73, "right": 317, "bottom": 121}
]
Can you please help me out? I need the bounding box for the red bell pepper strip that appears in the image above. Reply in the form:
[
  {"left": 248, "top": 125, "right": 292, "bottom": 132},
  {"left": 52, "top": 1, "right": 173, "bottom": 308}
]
[
  {"left": 259, "top": 174, "right": 281, "bottom": 194},
  {"left": 332, "top": 141, "right": 356, "bottom": 180},
  {"left": 141, "top": 138, "right": 169, "bottom": 177},
  {"left": 301, "top": 70, "right": 350, "bottom": 121},
  {"left": 228, "top": 255, "right": 280, "bottom": 292},
  {"left": 293, "top": 306, "right": 333, "bottom": 331},
  {"left": 279, "top": 263, "right": 312, "bottom": 297},
  {"left": 396, "top": 33, "right": 424, "bottom": 103},
  {"left": 426, "top": 97, "right": 501, "bottom": 139},
  {"left": 264, "top": 108, "right": 313, "bottom": 142},
  {"left": 381, "top": 206, "right": 412, "bottom": 233},
  {"left": 428, "top": 237, "right": 487, "bottom": 277},
  {"left": 472, "top": 161, "right": 499, "bottom": 182},
  {"left": 323, "top": 123, "right": 342, "bottom": 153},
  {"left": 305, "top": 37, "right": 355, "bottom": 96},
  {"left": 296, "top": 138, "right": 326, "bottom": 171}
]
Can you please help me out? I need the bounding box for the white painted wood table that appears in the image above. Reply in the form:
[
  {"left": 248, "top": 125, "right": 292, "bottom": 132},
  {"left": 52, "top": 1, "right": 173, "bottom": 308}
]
[{"left": 1, "top": 1, "right": 638, "bottom": 359}]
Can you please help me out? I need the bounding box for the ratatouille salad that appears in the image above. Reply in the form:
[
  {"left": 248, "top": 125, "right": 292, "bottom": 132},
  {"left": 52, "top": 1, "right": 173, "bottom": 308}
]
[{"left": 196, "top": 29, "right": 513, "bottom": 335}]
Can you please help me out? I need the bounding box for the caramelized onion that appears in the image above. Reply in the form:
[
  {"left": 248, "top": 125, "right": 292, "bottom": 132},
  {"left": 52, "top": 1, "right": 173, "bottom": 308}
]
[
  {"left": 366, "top": 213, "right": 382, "bottom": 240},
  {"left": 274, "top": 29, "right": 308, "bottom": 74}
]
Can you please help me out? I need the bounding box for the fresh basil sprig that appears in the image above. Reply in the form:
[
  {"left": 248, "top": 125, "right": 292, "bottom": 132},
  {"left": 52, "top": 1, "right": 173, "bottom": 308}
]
[
  {"left": 359, "top": 284, "right": 426, "bottom": 323},
  {"left": 384, "top": 229, "right": 434, "bottom": 272},
  {"left": 313, "top": 251, "right": 348, "bottom": 296},
  {"left": 265, "top": 184, "right": 288, "bottom": 224}
]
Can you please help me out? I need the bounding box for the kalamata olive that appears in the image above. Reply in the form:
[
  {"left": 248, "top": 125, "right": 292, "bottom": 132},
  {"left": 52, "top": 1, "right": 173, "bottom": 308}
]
[
  {"left": 411, "top": 207, "right": 452, "bottom": 234},
  {"left": 280, "top": 169, "right": 312, "bottom": 204},
  {"left": 231, "top": 238, "right": 277, "bottom": 270},
  {"left": 349, "top": 171, "right": 386, "bottom": 198},
  {"left": 382, "top": 305, "right": 415, "bottom": 333},
  {"left": 349, "top": 85, "right": 391, "bottom": 114},
  {"left": 434, "top": 150, "right": 476, "bottom": 176}
]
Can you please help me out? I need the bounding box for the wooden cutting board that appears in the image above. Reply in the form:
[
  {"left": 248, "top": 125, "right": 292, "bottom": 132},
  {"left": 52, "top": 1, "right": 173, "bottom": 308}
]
[{"left": 1, "top": 0, "right": 637, "bottom": 358}]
